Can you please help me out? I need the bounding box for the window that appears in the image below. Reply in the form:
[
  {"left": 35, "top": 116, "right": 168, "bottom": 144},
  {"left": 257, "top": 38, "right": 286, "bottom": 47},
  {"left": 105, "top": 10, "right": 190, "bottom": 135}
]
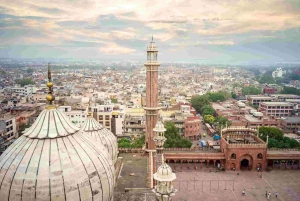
[
  {"left": 99, "top": 116, "right": 103, "bottom": 120},
  {"left": 105, "top": 115, "right": 110, "bottom": 120},
  {"left": 257, "top": 153, "right": 263, "bottom": 159},
  {"left": 106, "top": 122, "right": 110, "bottom": 126},
  {"left": 71, "top": 115, "right": 74, "bottom": 118},
  {"left": 231, "top": 153, "right": 236, "bottom": 159}
]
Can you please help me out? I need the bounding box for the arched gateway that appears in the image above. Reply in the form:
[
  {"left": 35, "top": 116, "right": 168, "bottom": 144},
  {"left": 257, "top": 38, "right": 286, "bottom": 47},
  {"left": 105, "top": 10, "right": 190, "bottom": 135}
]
[{"left": 240, "top": 154, "right": 253, "bottom": 170}]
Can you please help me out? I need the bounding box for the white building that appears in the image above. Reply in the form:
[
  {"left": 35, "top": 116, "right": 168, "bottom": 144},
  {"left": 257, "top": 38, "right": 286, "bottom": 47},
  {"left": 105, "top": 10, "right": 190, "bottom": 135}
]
[
  {"left": 272, "top": 68, "right": 286, "bottom": 78},
  {"left": 57, "top": 106, "right": 87, "bottom": 127},
  {"left": 9, "top": 84, "right": 37, "bottom": 96}
]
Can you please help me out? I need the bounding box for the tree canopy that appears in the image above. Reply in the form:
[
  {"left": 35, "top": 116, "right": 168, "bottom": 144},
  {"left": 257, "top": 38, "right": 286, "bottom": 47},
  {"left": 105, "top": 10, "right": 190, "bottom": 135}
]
[
  {"left": 111, "top": 98, "right": 118, "bottom": 103},
  {"left": 26, "top": 68, "right": 34, "bottom": 74},
  {"left": 191, "top": 95, "right": 210, "bottom": 114},
  {"left": 201, "top": 105, "right": 215, "bottom": 116},
  {"left": 215, "top": 116, "right": 232, "bottom": 128},
  {"left": 207, "top": 92, "right": 225, "bottom": 102},
  {"left": 204, "top": 115, "right": 215, "bottom": 125},
  {"left": 258, "top": 127, "right": 300, "bottom": 148},
  {"left": 118, "top": 135, "right": 145, "bottom": 148},
  {"left": 16, "top": 78, "right": 34, "bottom": 87},
  {"left": 242, "top": 86, "right": 261, "bottom": 95},
  {"left": 164, "top": 122, "right": 192, "bottom": 148},
  {"left": 280, "top": 86, "right": 300, "bottom": 95},
  {"left": 259, "top": 75, "right": 275, "bottom": 84}
]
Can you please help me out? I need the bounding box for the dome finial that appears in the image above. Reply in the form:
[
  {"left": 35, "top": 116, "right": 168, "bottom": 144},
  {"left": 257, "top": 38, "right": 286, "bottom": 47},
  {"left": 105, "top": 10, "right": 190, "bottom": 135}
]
[
  {"left": 87, "top": 100, "right": 92, "bottom": 118},
  {"left": 46, "top": 62, "right": 55, "bottom": 108}
]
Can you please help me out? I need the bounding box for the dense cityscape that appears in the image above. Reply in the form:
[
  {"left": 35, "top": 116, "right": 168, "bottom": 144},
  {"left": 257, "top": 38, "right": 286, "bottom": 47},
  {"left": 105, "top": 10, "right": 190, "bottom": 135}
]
[{"left": 1, "top": 0, "right": 300, "bottom": 201}]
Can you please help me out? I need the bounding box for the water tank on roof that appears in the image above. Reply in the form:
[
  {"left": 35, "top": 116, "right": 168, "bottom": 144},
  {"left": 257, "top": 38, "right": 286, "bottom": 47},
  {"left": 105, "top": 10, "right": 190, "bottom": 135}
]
[
  {"left": 238, "top": 102, "right": 245, "bottom": 108},
  {"left": 253, "top": 112, "right": 263, "bottom": 117}
]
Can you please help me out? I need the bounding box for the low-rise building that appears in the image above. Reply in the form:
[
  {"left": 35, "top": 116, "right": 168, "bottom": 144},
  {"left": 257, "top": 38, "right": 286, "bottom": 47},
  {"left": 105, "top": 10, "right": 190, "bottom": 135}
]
[
  {"left": 247, "top": 95, "right": 273, "bottom": 106},
  {"left": 259, "top": 102, "right": 294, "bottom": 117}
]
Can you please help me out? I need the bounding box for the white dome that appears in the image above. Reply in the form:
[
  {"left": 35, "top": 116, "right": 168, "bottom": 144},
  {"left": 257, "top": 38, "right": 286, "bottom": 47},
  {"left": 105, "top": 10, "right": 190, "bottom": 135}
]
[
  {"left": 0, "top": 107, "right": 115, "bottom": 201},
  {"left": 153, "top": 163, "right": 176, "bottom": 181},
  {"left": 153, "top": 121, "right": 166, "bottom": 133},
  {"left": 80, "top": 117, "right": 118, "bottom": 164}
]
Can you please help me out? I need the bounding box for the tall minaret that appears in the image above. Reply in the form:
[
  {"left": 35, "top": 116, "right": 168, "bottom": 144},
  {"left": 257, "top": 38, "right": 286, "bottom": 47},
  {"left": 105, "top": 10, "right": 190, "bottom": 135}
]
[
  {"left": 144, "top": 37, "right": 160, "bottom": 150},
  {"left": 144, "top": 37, "right": 161, "bottom": 188}
]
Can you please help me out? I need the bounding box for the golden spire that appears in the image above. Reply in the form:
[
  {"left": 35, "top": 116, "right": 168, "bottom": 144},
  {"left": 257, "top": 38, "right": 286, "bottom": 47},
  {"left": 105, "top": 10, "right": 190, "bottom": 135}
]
[
  {"left": 46, "top": 63, "right": 55, "bottom": 108},
  {"left": 87, "top": 100, "right": 92, "bottom": 118}
]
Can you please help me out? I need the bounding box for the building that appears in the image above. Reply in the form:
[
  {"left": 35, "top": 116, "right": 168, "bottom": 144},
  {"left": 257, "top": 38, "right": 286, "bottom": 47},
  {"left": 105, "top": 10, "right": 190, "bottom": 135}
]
[
  {"left": 259, "top": 102, "right": 294, "bottom": 117},
  {"left": 272, "top": 68, "right": 286, "bottom": 78},
  {"left": 111, "top": 110, "right": 125, "bottom": 136},
  {"left": 270, "top": 94, "right": 300, "bottom": 102},
  {"left": 247, "top": 95, "right": 273, "bottom": 106},
  {"left": 57, "top": 105, "right": 86, "bottom": 126},
  {"left": 184, "top": 116, "right": 201, "bottom": 140},
  {"left": 281, "top": 117, "right": 300, "bottom": 131},
  {"left": 0, "top": 114, "right": 17, "bottom": 154},
  {"left": 93, "top": 104, "right": 114, "bottom": 131},
  {"left": 263, "top": 87, "right": 276, "bottom": 94}
]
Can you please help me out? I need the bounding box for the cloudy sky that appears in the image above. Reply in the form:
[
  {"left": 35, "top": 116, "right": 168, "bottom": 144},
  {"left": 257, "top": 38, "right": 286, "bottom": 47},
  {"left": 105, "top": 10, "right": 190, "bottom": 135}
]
[{"left": 0, "top": 0, "right": 300, "bottom": 63}]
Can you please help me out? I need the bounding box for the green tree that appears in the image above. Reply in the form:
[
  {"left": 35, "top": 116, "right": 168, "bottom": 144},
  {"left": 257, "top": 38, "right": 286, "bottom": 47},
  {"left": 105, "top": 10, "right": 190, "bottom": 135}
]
[
  {"left": 111, "top": 98, "right": 118, "bottom": 103},
  {"left": 249, "top": 103, "right": 259, "bottom": 110},
  {"left": 164, "top": 122, "right": 192, "bottom": 148},
  {"left": 268, "top": 138, "right": 279, "bottom": 148},
  {"left": 201, "top": 105, "right": 215, "bottom": 116},
  {"left": 242, "top": 86, "right": 261, "bottom": 95},
  {"left": 207, "top": 92, "right": 225, "bottom": 102},
  {"left": 259, "top": 127, "right": 284, "bottom": 142},
  {"left": 16, "top": 78, "right": 34, "bottom": 87},
  {"left": 215, "top": 116, "right": 232, "bottom": 128},
  {"left": 118, "top": 138, "right": 132, "bottom": 148},
  {"left": 280, "top": 86, "right": 300, "bottom": 95},
  {"left": 231, "top": 92, "right": 237, "bottom": 99},
  {"left": 26, "top": 68, "right": 34, "bottom": 74},
  {"left": 204, "top": 115, "right": 215, "bottom": 125},
  {"left": 218, "top": 90, "right": 232, "bottom": 100},
  {"left": 259, "top": 75, "right": 275, "bottom": 84},
  {"left": 191, "top": 95, "right": 210, "bottom": 114}
]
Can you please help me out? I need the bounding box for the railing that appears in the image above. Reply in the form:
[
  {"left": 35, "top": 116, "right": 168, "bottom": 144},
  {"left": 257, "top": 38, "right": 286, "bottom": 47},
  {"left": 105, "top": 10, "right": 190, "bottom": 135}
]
[
  {"left": 267, "top": 148, "right": 300, "bottom": 151},
  {"left": 227, "top": 143, "right": 267, "bottom": 148}
]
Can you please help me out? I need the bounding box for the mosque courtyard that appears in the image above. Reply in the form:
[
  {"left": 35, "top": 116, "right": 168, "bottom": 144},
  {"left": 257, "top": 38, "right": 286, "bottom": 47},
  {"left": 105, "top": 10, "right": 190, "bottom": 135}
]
[{"left": 115, "top": 153, "right": 300, "bottom": 201}]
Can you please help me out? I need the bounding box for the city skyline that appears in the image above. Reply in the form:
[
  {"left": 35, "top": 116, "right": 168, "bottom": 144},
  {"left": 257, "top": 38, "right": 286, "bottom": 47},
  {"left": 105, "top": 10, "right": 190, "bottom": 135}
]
[{"left": 0, "top": 0, "right": 300, "bottom": 63}]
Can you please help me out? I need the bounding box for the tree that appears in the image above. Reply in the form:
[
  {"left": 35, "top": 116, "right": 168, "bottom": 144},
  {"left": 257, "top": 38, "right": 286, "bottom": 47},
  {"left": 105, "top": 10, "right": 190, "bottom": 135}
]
[
  {"left": 201, "top": 105, "right": 215, "bottom": 116},
  {"left": 26, "top": 68, "right": 34, "bottom": 74},
  {"left": 111, "top": 98, "right": 118, "bottom": 103},
  {"left": 249, "top": 103, "right": 259, "bottom": 110},
  {"left": 242, "top": 86, "right": 261, "bottom": 95},
  {"left": 259, "top": 75, "right": 275, "bottom": 84},
  {"left": 204, "top": 115, "right": 215, "bottom": 125},
  {"left": 258, "top": 127, "right": 284, "bottom": 142},
  {"left": 280, "top": 86, "right": 300, "bottom": 95},
  {"left": 215, "top": 116, "right": 232, "bottom": 128},
  {"left": 191, "top": 95, "right": 210, "bottom": 114},
  {"left": 217, "top": 90, "right": 232, "bottom": 100},
  {"left": 118, "top": 138, "right": 132, "bottom": 148},
  {"left": 231, "top": 92, "right": 237, "bottom": 99},
  {"left": 207, "top": 92, "right": 225, "bottom": 102},
  {"left": 16, "top": 78, "right": 34, "bottom": 87},
  {"left": 164, "top": 122, "right": 192, "bottom": 148}
]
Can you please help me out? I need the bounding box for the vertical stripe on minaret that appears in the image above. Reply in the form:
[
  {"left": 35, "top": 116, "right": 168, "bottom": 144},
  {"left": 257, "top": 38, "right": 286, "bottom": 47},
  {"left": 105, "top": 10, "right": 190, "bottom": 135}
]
[{"left": 144, "top": 38, "right": 160, "bottom": 150}]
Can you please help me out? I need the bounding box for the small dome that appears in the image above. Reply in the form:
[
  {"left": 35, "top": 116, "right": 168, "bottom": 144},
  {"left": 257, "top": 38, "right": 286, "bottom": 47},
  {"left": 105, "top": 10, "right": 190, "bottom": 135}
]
[
  {"left": 80, "top": 117, "right": 118, "bottom": 164},
  {"left": 154, "top": 163, "right": 176, "bottom": 181},
  {"left": 153, "top": 121, "right": 166, "bottom": 133},
  {"left": 0, "top": 107, "right": 115, "bottom": 201}
]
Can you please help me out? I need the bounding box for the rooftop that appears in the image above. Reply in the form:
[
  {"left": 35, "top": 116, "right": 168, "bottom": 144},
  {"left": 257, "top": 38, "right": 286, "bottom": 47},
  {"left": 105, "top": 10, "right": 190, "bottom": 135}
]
[
  {"left": 261, "top": 102, "right": 293, "bottom": 106},
  {"left": 282, "top": 117, "right": 300, "bottom": 123}
]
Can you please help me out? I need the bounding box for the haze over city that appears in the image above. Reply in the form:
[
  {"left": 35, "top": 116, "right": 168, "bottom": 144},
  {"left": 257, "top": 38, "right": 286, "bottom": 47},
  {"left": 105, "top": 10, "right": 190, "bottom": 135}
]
[{"left": 0, "top": 0, "right": 300, "bottom": 63}]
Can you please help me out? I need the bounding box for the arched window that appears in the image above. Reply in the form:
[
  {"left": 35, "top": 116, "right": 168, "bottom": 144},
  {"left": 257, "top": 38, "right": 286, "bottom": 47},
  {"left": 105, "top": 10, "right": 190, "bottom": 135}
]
[
  {"left": 257, "top": 153, "right": 263, "bottom": 159},
  {"left": 231, "top": 153, "right": 236, "bottom": 159}
]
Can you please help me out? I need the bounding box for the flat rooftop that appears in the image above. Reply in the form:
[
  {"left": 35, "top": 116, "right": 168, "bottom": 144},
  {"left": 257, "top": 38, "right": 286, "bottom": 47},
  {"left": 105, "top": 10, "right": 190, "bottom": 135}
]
[
  {"left": 116, "top": 153, "right": 148, "bottom": 191},
  {"left": 261, "top": 102, "right": 293, "bottom": 106},
  {"left": 248, "top": 96, "right": 273, "bottom": 99},
  {"left": 282, "top": 117, "right": 300, "bottom": 123}
]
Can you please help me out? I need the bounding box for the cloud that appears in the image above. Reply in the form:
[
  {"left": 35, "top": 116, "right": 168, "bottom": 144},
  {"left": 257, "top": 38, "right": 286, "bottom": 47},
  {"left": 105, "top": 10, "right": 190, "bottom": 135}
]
[
  {"left": 98, "top": 43, "right": 136, "bottom": 55},
  {"left": 208, "top": 40, "right": 234, "bottom": 45}
]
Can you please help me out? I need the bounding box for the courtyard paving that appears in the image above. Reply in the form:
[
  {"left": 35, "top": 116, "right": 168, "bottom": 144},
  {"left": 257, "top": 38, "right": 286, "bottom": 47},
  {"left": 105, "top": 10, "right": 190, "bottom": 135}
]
[{"left": 172, "top": 170, "right": 300, "bottom": 201}]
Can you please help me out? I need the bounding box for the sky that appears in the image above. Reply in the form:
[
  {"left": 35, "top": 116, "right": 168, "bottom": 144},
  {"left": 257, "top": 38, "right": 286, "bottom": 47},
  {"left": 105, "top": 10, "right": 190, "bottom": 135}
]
[{"left": 0, "top": 0, "right": 300, "bottom": 64}]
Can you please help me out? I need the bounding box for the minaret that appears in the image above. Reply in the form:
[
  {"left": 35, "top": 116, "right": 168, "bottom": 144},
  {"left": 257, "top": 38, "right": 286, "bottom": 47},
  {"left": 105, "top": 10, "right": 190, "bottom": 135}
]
[
  {"left": 144, "top": 37, "right": 161, "bottom": 188},
  {"left": 153, "top": 118, "right": 167, "bottom": 168},
  {"left": 144, "top": 37, "right": 160, "bottom": 150}
]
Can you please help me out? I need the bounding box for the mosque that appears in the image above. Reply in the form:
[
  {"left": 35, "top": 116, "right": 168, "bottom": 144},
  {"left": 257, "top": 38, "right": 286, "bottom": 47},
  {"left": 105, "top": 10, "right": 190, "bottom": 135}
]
[{"left": 0, "top": 39, "right": 177, "bottom": 201}]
